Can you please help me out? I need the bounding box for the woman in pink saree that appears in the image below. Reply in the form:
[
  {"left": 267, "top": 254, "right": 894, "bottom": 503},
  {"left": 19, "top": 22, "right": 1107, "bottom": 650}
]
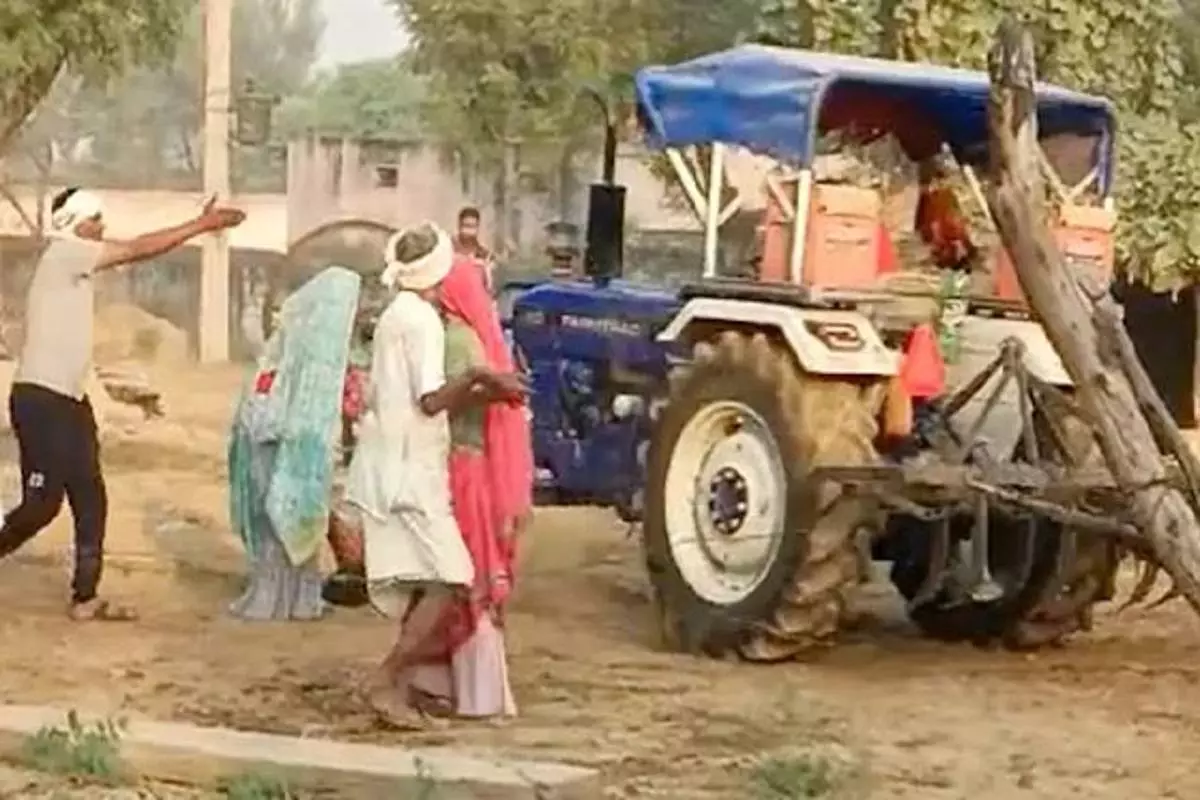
[{"left": 407, "top": 255, "right": 534, "bottom": 718}]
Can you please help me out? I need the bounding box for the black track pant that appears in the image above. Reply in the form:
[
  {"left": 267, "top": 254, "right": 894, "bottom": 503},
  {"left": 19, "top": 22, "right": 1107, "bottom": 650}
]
[{"left": 0, "top": 382, "right": 108, "bottom": 604}]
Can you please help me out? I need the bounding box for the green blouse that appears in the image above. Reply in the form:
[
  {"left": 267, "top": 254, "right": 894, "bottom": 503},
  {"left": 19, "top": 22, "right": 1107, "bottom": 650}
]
[{"left": 444, "top": 318, "right": 486, "bottom": 451}]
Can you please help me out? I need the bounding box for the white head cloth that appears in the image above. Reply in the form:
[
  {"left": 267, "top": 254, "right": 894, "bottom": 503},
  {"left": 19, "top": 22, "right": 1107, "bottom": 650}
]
[
  {"left": 49, "top": 190, "right": 104, "bottom": 238},
  {"left": 381, "top": 223, "right": 453, "bottom": 290}
]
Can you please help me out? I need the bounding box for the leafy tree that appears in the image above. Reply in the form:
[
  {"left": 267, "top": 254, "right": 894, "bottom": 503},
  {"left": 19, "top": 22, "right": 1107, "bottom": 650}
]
[
  {"left": 390, "top": 0, "right": 761, "bottom": 249},
  {"left": 752, "top": 0, "right": 1199, "bottom": 285},
  {"left": 277, "top": 57, "right": 428, "bottom": 140},
  {"left": 13, "top": 0, "right": 322, "bottom": 187},
  {"left": 0, "top": 0, "right": 190, "bottom": 154},
  {"left": 395, "top": 0, "right": 604, "bottom": 168},
  {"left": 391, "top": 0, "right": 761, "bottom": 167}
]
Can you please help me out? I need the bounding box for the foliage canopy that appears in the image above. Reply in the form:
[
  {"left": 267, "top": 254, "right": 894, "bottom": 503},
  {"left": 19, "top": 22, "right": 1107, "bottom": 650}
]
[
  {"left": 277, "top": 57, "right": 428, "bottom": 141},
  {"left": 10, "top": 0, "right": 322, "bottom": 191},
  {"left": 396, "top": 0, "right": 1200, "bottom": 283},
  {"left": 0, "top": 0, "right": 191, "bottom": 153},
  {"left": 759, "top": 0, "right": 1200, "bottom": 285}
]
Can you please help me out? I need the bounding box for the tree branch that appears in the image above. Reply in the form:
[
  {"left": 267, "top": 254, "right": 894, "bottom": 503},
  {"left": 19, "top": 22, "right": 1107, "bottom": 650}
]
[
  {"left": 0, "top": 59, "right": 66, "bottom": 156},
  {"left": 0, "top": 182, "right": 40, "bottom": 236}
]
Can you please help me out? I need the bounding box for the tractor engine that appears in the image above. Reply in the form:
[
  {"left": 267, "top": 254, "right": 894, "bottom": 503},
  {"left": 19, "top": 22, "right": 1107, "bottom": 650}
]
[{"left": 505, "top": 279, "right": 681, "bottom": 522}]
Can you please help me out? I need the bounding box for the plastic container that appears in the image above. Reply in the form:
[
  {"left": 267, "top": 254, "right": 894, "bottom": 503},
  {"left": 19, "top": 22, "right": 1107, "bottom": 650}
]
[
  {"left": 803, "top": 184, "right": 883, "bottom": 289},
  {"left": 993, "top": 204, "right": 1115, "bottom": 303}
]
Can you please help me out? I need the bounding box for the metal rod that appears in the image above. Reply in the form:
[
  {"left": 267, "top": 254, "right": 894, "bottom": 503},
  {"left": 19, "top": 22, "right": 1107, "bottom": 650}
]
[
  {"left": 718, "top": 195, "right": 744, "bottom": 226},
  {"left": 789, "top": 169, "right": 814, "bottom": 285},
  {"left": 1011, "top": 343, "right": 1040, "bottom": 463},
  {"left": 956, "top": 366, "right": 1015, "bottom": 464},
  {"left": 966, "top": 480, "right": 1141, "bottom": 542},
  {"left": 1036, "top": 146, "right": 1069, "bottom": 202},
  {"left": 961, "top": 165, "right": 998, "bottom": 232},
  {"left": 702, "top": 144, "right": 724, "bottom": 278},
  {"left": 665, "top": 148, "right": 707, "bottom": 223},
  {"left": 966, "top": 494, "right": 1004, "bottom": 602},
  {"left": 943, "top": 349, "right": 1006, "bottom": 418},
  {"left": 1066, "top": 166, "right": 1099, "bottom": 202},
  {"left": 911, "top": 516, "right": 951, "bottom": 608},
  {"left": 578, "top": 87, "right": 617, "bottom": 183},
  {"left": 765, "top": 173, "right": 796, "bottom": 220},
  {"left": 1014, "top": 517, "right": 1038, "bottom": 597}
]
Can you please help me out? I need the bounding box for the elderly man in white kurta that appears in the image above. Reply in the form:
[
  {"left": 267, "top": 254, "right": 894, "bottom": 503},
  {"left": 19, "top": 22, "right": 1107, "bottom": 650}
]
[{"left": 345, "top": 222, "right": 522, "bottom": 729}]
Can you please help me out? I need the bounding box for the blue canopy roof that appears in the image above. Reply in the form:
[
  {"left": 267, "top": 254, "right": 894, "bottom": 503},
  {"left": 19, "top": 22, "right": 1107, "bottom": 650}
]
[{"left": 634, "top": 45, "right": 1116, "bottom": 188}]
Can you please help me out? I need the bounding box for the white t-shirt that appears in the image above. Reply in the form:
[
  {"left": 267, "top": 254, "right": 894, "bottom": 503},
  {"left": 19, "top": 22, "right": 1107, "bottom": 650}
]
[{"left": 16, "top": 238, "right": 102, "bottom": 399}]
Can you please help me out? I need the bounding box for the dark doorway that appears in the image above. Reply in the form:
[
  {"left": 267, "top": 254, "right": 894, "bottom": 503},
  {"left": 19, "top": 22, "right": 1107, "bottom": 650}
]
[{"left": 1115, "top": 278, "right": 1196, "bottom": 429}]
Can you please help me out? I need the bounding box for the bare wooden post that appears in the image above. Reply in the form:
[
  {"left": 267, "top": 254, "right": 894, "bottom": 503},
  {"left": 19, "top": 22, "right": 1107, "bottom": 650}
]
[
  {"left": 985, "top": 17, "right": 1200, "bottom": 610},
  {"left": 200, "top": 0, "right": 233, "bottom": 363}
]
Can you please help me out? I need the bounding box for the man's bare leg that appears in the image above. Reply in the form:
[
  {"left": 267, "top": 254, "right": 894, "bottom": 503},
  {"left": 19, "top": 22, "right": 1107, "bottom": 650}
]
[
  {"left": 327, "top": 512, "right": 364, "bottom": 574},
  {"left": 367, "top": 585, "right": 453, "bottom": 728}
]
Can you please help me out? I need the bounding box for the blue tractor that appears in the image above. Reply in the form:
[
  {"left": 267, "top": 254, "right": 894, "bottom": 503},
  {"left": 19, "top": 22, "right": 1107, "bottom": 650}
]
[{"left": 506, "top": 44, "right": 1135, "bottom": 662}]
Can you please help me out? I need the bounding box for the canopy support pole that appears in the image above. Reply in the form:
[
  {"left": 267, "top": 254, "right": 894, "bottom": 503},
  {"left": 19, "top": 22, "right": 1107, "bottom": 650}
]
[
  {"left": 788, "top": 169, "right": 813, "bottom": 285},
  {"left": 702, "top": 144, "right": 724, "bottom": 278},
  {"left": 665, "top": 148, "right": 707, "bottom": 223}
]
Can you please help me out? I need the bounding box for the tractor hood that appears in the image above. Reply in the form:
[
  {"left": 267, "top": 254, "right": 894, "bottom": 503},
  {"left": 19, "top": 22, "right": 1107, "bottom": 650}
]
[
  {"left": 510, "top": 279, "right": 680, "bottom": 333},
  {"left": 506, "top": 278, "right": 682, "bottom": 371}
]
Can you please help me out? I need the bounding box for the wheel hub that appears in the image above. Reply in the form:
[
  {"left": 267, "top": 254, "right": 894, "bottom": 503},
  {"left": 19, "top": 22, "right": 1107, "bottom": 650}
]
[
  {"left": 662, "top": 400, "right": 787, "bottom": 605},
  {"left": 708, "top": 466, "right": 749, "bottom": 535}
]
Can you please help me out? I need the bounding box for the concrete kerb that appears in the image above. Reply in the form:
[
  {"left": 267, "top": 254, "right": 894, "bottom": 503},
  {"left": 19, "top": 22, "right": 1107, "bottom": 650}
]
[{"left": 0, "top": 705, "right": 599, "bottom": 799}]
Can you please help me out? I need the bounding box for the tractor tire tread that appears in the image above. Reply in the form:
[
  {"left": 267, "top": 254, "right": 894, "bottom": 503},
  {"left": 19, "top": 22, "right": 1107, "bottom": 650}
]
[{"left": 645, "top": 330, "right": 883, "bottom": 663}]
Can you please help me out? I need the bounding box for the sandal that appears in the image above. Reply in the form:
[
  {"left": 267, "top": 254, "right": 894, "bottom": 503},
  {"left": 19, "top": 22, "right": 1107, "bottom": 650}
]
[{"left": 69, "top": 599, "right": 139, "bottom": 622}]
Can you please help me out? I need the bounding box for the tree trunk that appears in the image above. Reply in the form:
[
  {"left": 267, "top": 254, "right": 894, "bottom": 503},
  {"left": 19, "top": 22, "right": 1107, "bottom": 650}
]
[{"left": 985, "top": 18, "right": 1200, "bottom": 612}]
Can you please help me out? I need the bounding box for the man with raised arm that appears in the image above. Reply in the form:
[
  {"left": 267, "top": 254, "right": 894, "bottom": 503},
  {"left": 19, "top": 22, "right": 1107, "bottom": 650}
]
[{"left": 0, "top": 187, "right": 245, "bottom": 622}]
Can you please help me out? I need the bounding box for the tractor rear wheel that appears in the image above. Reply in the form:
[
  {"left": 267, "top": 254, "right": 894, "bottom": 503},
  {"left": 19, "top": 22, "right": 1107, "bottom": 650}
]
[{"left": 642, "top": 331, "right": 884, "bottom": 661}]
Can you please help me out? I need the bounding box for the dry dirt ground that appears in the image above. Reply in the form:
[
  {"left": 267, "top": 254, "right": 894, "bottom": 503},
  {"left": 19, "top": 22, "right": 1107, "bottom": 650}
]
[
  {"left": 0, "top": 763, "right": 211, "bottom": 799},
  {"left": 0, "top": 363, "right": 1198, "bottom": 799}
]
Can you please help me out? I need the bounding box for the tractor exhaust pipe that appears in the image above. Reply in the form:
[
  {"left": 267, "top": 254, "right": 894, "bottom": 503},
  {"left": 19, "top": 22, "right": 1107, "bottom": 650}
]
[{"left": 581, "top": 88, "right": 626, "bottom": 286}]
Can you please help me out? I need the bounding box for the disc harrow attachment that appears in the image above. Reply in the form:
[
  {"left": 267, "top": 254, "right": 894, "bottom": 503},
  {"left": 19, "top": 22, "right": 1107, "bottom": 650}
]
[{"left": 820, "top": 337, "right": 1181, "bottom": 618}]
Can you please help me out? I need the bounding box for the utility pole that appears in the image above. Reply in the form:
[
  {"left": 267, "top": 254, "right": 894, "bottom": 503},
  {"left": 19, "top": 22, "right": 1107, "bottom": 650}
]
[{"left": 200, "top": 0, "right": 232, "bottom": 363}]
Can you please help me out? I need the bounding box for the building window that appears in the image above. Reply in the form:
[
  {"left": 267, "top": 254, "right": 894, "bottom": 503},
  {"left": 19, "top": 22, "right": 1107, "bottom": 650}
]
[{"left": 375, "top": 164, "right": 399, "bottom": 188}]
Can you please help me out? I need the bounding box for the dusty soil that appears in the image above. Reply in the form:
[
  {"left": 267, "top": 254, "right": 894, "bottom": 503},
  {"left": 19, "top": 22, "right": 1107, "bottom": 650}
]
[
  {"left": 0, "top": 363, "right": 1198, "bottom": 799},
  {"left": 0, "top": 763, "right": 211, "bottom": 798}
]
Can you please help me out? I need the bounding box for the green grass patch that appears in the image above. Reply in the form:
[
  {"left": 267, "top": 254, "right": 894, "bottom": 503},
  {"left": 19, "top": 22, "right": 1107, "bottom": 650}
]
[{"left": 20, "top": 710, "right": 126, "bottom": 783}]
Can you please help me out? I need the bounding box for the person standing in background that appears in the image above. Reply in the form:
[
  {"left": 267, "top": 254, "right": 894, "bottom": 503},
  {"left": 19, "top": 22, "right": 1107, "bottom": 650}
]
[
  {"left": 544, "top": 221, "right": 581, "bottom": 279},
  {"left": 0, "top": 187, "right": 244, "bottom": 622},
  {"left": 452, "top": 207, "right": 496, "bottom": 290}
]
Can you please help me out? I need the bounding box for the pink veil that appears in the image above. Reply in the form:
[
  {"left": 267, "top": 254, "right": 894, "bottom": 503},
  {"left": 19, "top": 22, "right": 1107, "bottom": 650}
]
[{"left": 439, "top": 256, "right": 534, "bottom": 533}]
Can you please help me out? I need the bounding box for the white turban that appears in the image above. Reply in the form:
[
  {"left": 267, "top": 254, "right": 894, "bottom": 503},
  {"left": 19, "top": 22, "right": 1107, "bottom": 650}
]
[
  {"left": 381, "top": 223, "right": 453, "bottom": 291},
  {"left": 50, "top": 189, "right": 104, "bottom": 236}
]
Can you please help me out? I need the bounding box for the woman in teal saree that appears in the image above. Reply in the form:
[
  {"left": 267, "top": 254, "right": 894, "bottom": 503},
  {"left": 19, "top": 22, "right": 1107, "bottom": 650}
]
[{"left": 228, "top": 267, "right": 363, "bottom": 620}]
